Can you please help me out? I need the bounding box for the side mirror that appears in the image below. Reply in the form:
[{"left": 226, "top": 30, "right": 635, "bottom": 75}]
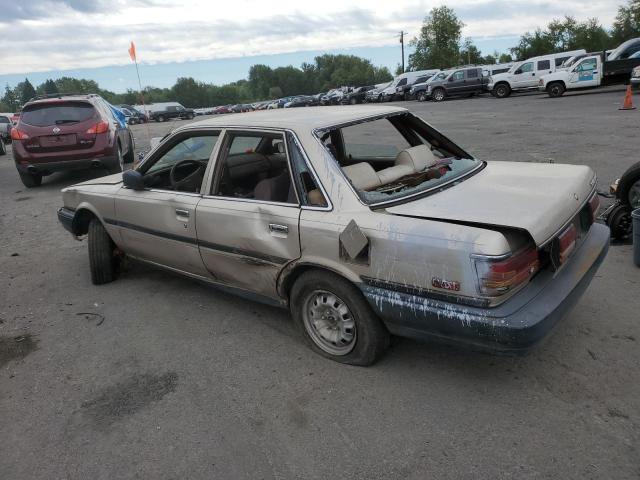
[
  {"left": 448, "top": 77, "right": 453, "bottom": 82},
  {"left": 122, "top": 169, "right": 145, "bottom": 190}
]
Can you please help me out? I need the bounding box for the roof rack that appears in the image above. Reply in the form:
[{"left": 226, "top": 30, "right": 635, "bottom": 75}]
[{"left": 29, "top": 92, "right": 100, "bottom": 102}]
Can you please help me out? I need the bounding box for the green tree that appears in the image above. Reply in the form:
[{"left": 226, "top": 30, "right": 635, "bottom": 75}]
[
  {"left": 409, "top": 6, "right": 464, "bottom": 70},
  {"left": 498, "top": 53, "right": 513, "bottom": 63},
  {"left": 459, "top": 38, "right": 483, "bottom": 65},
  {"left": 2, "top": 84, "right": 19, "bottom": 111},
  {"left": 43, "top": 79, "right": 59, "bottom": 95},
  {"left": 18, "top": 78, "right": 37, "bottom": 104},
  {"left": 612, "top": 0, "right": 640, "bottom": 42}
]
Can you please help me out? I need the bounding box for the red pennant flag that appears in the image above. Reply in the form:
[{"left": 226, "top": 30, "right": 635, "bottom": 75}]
[{"left": 128, "top": 41, "right": 137, "bottom": 62}]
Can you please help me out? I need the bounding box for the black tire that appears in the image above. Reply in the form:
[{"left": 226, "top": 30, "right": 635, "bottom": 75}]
[
  {"left": 0, "top": 140, "right": 5, "bottom": 155},
  {"left": 108, "top": 145, "right": 124, "bottom": 174},
  {"left": 494, "top": 83, "right": 511, "bottom": 98},
  {"left": 350, "top": 97, "right": 357, "bottom": 105},
  {"left": 18, "top": 171, "right": 42, "bottom": 188},
  {"left": 606, "top": 203, "right": 632, "bottom": 241},
  {"left": 417, "top": 91, "right": 427, "bottom": 102},
  {"left": 547, "top": 82, "right": 566, "bottom": 98},
  {"left": 617, "top": 162, "right": 640, "bottom": 209},
  {"left": 432, "top": 88, "right": 446, "bottom": 102},
  {"left": 88, "top": 218, "right": 119, "bottom": 285},
  {"left": 290, "top": 270, "right": 390, "bottom": 366},
  {"left": 123, "top": 133, "right": 135, "bottom": 164},
  {"left": 156, "top": 115, "right": 165, "bottom": 122}
]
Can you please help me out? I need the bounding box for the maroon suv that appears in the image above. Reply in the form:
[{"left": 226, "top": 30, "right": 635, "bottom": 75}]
[{"left": 11, "top": 94, "right": 135, "bottom": 187}]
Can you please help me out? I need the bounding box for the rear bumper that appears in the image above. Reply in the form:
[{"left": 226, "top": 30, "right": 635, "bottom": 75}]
[
  {"left": 360, "top": 223, "right": 610, "bottom": 353},
  {"left": 15, "top": 155, "right": 117, "bottom": 174},
  {"left": 57, "top": 207, "right": 76, "bottom": 234}
]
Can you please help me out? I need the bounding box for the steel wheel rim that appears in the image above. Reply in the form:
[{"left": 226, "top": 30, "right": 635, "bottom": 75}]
[
  {"left": 303, "top": 290, "right": 356, "bottom": 356},
  {"left": 628, "top": 179, "right": 640, "bottom": 209},
  {"left": 435, "top": 90, "right": 444, "bottom": 101},
  {"left": 497, "top": 86, "right": 506, "bottom": 97}
]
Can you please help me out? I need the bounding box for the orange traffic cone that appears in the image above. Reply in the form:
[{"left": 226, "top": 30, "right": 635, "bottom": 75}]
[{"left": 619, "top": 85, "right": 636, "bottom": 110}]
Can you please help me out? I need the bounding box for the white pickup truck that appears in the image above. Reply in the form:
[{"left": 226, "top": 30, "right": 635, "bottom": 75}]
[{"left": 539, "top": 52, "right": 640, "bottom": 97}]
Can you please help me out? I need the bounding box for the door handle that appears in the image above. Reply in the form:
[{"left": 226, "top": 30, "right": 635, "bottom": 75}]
[
  {"left": 269, "top": 224, "right": 288, "bottom": 234},
  {"left": 176, "top": 208, "right": 190, "bottom": 218}
]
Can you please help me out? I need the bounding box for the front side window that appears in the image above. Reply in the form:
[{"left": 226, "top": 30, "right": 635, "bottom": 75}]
[
  {"left": 576, "top": 59, "right": 597, "bottom": 71},
  {"left": 519, "top": 62, "right": 533, "bottom": 73},
  {"left": 141, "top": 133, "right": 219, "bottom": 193},
  {"left": 452, "top": 71, "right": 464, "bottom": 81},
  {"left": 397, "top": 78, "right": 407, "bottom": 86},
  {"left": 212, "top": 132, "right": 297, "bottom": 205},
  {"left": 319, "top": 113, "right": 480, "bottom": 206}
]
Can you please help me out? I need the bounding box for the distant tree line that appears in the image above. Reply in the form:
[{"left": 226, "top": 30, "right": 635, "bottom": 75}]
[{"left": 1, "top": 0, "right": 639, "bottom": 112}]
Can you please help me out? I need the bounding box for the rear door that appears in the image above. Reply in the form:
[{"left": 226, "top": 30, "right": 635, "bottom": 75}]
[
  {"left": 465, "top": 68, "right": 483, "bottom": 93},
  {"left": 195, "top": 129, "right": 301, "bottom": 299},
  {"left": 535, "top": 59, "right": 553, "bottom": 81}
]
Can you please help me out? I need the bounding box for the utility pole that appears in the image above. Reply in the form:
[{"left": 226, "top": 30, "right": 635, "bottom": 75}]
[{"left": 399, "top": 31, "right": 407, "bottom": 73}]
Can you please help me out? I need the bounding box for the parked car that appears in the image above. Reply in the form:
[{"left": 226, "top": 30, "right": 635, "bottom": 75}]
[
  {"left": 426, "top": 67, "right": 489, "bottom": 101},
  {"left": 340, "top": 86, "right": 375, "bottom": 104},
  {"left": 119, "top": 107, "right": 140, "bottom": 125},
  {"left": 213, "top": 105, "right": 233, "bottom": 114},
  {"left": 57, "top": 105, "right": 608, "bottom": 366},
  {"left": 539, "top": 47, "right": 640, "bottom": 97},
  {"left": 365, "top": 82, "right": 392, "bottom": 102},
  {"left": 631, "top": 65, "right": 640, "bottom": 89},
  {"left": 380, "top": 70, "right": 440, "bottom": 101},
  {"left": 148, "top": 103, "right": 195, "bottom": 122},
  {"left": 118, "top": 104, "right": 147, "bottom": 123},
  {"left": 284, "top": 96, "right": 316, "bottom": 108},
  {"left": 410, "top": 71, "right": 450, "bottom": 101},
  {"left": 396, "top": 70, "right": 440, "bottom": 100},
  {"left": 11, "top": 93, "right": 135, "bottom": 187},
  {"left": 487, "top": 49, "right": 586, "bottom": 98},
  {"left": 0, "top": 114, "right": 12, "bottom": 144},
  {"left": 320, "top": 89, "right": 344, "bottom": 105}
]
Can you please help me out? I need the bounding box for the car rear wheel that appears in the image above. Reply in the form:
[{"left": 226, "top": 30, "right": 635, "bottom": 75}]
[
  {"left": 123, "top": 133, "right": 135, "bottom": 164},
  {"left": 417, "top": 92, "right": 427, "bottom": 102},
  {"left": 290, "top": 270, "right": 390, "bottom": 366},
  {"left": 494, "top": 83, "right": 511, "bottom": 98},
  {"left": 432, "top": 88, "right": 446, "bottom": 102},
  {"left": 18, "top": 171, "right": 42, "bottom": 188},
  {"left": 88, "top": 218, "right": 120, "bottom": 285},
  {"left": 156, "top": 115, "right": 165, "bottom": 122},
  {"left": 108, "top": 145, "right": 124, "bottom": 174}
]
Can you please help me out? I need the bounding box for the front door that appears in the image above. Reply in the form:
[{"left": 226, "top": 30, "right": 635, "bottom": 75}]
[
  {"left": 568, "top": 57, "right": 599, "bottom": 89},
  {"left": 448, "top": 70, "right": 466, "bottom": 94},
  {"left": 114, "top": 130, "right": 220, "bottom": 277},
  {"left": 512, "top": 61, "right": 535, "bottom": 88},
  {"left": 196, "top": 130, "right": 302, "bottom": 299}
]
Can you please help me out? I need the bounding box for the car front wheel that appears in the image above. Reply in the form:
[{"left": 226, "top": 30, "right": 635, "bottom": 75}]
[
  {"left": 290, "top": 270, "right": 390, "bottom": 366},
  {"left": 432, "top": 88, "right": 446, "bottom": 102},
  {"left": 547, "top": 82, "right": 566, "bottom": 98},
  {"left": 494, "top": 83, "right": 511, "bottom": 98},
  {"left": 88, "top": 218, "right": 120, "bottom": 285}
]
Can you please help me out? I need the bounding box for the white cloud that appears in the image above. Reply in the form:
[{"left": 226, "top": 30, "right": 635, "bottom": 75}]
[{"left": 0, "top": 0, "right": 622, "bottom": 75}]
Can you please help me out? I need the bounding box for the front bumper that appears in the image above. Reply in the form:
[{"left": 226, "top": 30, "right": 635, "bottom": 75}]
[
  {"left": 57, "top": 207, "right": 76, "bottom": 234},
  {"left": 360, "top": 223, "right": 610, "bottom": 353}
]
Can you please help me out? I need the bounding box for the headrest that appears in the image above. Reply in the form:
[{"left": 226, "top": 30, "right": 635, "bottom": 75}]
[
  {"left": 342, "top": 162, "right": 382, "bottom": 191},
  {"left": 395, "top": 145, "right": 438, "bottom": 172}
]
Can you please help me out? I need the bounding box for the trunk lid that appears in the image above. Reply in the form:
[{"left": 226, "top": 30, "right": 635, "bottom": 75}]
[{"left": 386, "top": 162, "right": 595, "bottom": 246}]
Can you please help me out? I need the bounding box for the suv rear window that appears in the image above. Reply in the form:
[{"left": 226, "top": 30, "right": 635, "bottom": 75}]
[{"left": 21, "top": 102, "right": 96, "bottom": 127}]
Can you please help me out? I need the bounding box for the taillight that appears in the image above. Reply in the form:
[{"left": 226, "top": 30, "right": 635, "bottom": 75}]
[
  {"left": 473, "top": 247, "right": 540, "bottom": 296},
  {"left": 557, "top": 224, "right": 577, "bottom": 264},
  {"left": 11, "top": 128, "right": 29, "bottom": 140},
  {"left": 86, "top": 121, "right": 109, "bottom": 134},
  {"left": 588, "top": 193, "right": 600, "bottom": 223}
]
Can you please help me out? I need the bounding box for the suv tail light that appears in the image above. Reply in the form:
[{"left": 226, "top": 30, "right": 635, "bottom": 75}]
[
  {"left": 11, "top": 128, "right": 29, "bottom": 140},
  {"left": 86, "top": 121, "right": 109, "bottom": 134},
  {"left": 473, "top": 246, "right": 540, "bottom": 296}
]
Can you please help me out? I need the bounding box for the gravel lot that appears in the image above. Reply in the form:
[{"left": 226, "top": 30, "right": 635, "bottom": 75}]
[{"left": 1, "top": 88, "right": 639, "bottom": 479}]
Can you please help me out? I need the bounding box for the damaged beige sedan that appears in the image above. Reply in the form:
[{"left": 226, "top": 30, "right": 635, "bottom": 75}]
[{"left": 58, "top": 106, "right": 609, "bottom": 365}]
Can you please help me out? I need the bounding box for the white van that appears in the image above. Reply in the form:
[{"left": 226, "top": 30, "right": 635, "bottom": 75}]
[
  {"left": 487, "top": 50, "right": 586, "bottom": 98},
  {"left": 381, "top": 70, "right": 441, "bottom": 101}
]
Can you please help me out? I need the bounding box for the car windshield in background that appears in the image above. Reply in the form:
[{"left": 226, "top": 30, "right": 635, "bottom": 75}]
[
  {"left": 320, "top": 114, "right": 481, "bottom": 206},
  {"left": 21, "top": 102, "right": 95, "bottom": 127}
]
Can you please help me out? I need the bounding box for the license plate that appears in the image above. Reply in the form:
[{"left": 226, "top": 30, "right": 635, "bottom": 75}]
[{"left": 40, "top": 134, "right": 77, "bottom": 147}]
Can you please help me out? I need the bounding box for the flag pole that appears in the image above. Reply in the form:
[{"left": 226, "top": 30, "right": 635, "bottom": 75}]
[{"left": 129, "top": 41, "right": 151, "bottom": 158}]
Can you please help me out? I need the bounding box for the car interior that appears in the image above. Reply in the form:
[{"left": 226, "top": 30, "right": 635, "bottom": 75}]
[{"left": 320, "top": 114, "right": 478, "bottom": 201}]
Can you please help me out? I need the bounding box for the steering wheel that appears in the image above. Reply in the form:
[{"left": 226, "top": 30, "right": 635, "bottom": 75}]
[{"left": 170, "top": 159, "right": 205, "bottom": 192}]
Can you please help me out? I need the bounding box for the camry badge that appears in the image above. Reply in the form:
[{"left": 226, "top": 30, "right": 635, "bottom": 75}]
[{"left": 52, "top": 127, "right": 60, "bottom": 134}]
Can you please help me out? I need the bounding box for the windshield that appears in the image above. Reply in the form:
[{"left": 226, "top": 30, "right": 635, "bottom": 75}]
[
  {"left": 319, "top": 113, "right": 480, "bottom": 206},
  {"left": 21, "top": 102, "right": 96, "bottom": 127}
]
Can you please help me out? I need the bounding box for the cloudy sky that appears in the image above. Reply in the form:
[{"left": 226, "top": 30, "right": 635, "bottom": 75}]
[{"left": 0, "top": 0, "right": 622, "bottom": 91}]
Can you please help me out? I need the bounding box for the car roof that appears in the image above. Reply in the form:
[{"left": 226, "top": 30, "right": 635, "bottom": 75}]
[{"left": 182, "top": 105, "right": 407, "bottom": 132}]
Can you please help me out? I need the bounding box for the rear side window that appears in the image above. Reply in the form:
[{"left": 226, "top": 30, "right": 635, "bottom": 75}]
[
  {"left": 467, "top": 69, "right": 478, "bottom": 78},
  {"left": 555, "top": 57, "right": 569, "bottom": 66},
  {"left": 537, "top": 60, "right": 551, "bottom": 70},
  {"left": 21, "top": 102, "right": 96, "bottom": 127}
]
